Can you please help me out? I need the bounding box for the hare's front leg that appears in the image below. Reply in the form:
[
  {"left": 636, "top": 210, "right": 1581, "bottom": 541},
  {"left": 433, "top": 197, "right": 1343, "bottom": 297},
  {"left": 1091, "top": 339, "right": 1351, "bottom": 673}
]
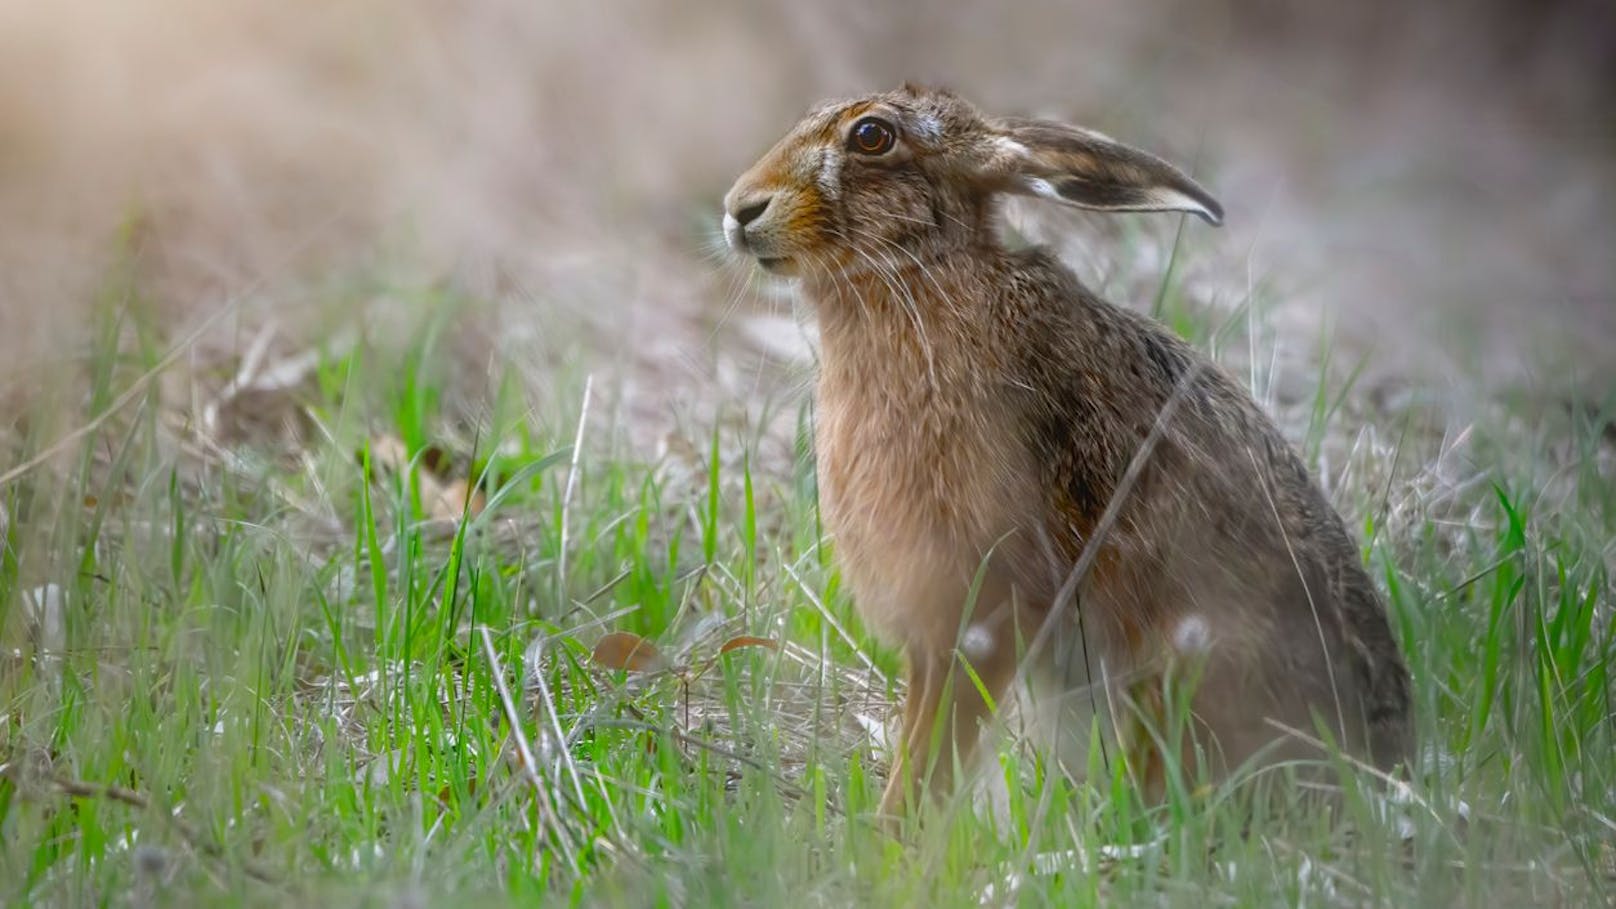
[
  {"left": 878, "top": 632, "right": 1017, "bottom": 821},
  {"left": 878, "top": 652, "right": 939, "bottom": 819}
]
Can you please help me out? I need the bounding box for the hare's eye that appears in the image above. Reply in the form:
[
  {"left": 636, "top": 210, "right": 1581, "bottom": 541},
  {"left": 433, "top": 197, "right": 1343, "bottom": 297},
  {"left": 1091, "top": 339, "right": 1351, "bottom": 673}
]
[{"left": 849, "top": 117, "right": 896, "bottom": 156}]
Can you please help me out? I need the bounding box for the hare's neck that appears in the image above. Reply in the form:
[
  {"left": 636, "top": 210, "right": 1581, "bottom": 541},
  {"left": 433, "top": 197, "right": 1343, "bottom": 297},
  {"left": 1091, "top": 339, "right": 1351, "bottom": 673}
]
[
  {"left": 804, "top": 249, "right": 984, "bottom": 331},
  {"left": 805, "top": 254, "right": 1001, "bottom": 397}
]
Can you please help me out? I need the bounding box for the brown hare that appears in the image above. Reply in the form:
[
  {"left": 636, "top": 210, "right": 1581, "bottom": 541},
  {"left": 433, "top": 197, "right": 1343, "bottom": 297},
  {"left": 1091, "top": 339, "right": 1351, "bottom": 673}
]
[{"left": 721, "top": 85, "right": 1411, "bottom": 820}]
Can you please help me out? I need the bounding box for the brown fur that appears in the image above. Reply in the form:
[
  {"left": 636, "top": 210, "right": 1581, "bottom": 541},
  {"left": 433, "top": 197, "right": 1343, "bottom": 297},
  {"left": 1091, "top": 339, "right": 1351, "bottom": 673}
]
[{"left": 722, "top": 85, "right": 1411, "bottom": 820}]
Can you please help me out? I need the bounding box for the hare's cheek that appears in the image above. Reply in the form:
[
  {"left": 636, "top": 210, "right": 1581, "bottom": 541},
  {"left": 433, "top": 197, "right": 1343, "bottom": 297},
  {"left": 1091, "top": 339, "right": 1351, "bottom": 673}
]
[
  {"left": 769, "top": 196, "right": 829, "bottom": 247},
  {"left": 813, "top": 245, "right": 860, "bottom": 273}
]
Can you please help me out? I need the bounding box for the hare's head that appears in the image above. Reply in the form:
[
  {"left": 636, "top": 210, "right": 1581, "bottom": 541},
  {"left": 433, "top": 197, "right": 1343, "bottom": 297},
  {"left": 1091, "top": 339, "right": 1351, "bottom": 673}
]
[{"left": 722, "top": 85, "right": 1222, "bottom": 278}]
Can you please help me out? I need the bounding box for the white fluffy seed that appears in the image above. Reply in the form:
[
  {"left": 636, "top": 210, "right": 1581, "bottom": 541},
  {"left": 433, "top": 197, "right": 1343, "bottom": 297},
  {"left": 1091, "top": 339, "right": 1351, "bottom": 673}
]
[
  {"left": 961, "top": 623, "right": 995, "bottom": 661},
  {"left": 1172, "top": 614, "right": 1212, "bottom": 654}
]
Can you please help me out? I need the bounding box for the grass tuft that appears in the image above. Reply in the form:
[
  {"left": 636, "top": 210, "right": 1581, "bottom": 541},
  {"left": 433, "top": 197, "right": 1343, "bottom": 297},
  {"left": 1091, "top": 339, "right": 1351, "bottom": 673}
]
[{"left": 1, "top": 261, "right": 1612, "bottom": 906}]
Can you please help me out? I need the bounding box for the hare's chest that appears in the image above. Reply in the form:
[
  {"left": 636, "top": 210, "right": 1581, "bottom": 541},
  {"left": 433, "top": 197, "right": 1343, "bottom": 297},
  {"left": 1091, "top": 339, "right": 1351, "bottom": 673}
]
[{"left": 814, "top": 377, "right": 1034, "bottom": 642}]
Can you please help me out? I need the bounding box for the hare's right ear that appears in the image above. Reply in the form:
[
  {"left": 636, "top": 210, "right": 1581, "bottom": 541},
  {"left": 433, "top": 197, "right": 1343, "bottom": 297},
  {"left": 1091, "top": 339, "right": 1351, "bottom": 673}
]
[{"left": 982, "top": 117, "right": 1223, "bottom": 225}]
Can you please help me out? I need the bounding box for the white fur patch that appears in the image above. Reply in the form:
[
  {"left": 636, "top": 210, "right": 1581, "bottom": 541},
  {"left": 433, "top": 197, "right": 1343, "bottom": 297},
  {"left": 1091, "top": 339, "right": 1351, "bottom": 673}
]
[
  {"left": 993, "top": 135, "right": 1030, "bottom": 157},
  {"left": 1147, "top": 188, "right": 1222, "bottom": 225},
  {"left": 817, "top": 147, "right": 841, "bottom": 199},
  {"left": 911, "top": 113, "right": 943, "bottom": 141},
  {"left": 1017, "top": 175, "right": 1222, "bottom": 225},
  {"left": 721, "top": 211, "right": 742, "bottom": 251},
  {"left": 1020, "top": 176, "right": 1064, "bottom": 202}
]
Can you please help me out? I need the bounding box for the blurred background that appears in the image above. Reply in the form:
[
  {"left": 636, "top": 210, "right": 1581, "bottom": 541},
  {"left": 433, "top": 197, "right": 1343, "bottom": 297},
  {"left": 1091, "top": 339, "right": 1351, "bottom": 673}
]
[{"left": 1, "top": 0, "right": 1612, "bottom": 443}]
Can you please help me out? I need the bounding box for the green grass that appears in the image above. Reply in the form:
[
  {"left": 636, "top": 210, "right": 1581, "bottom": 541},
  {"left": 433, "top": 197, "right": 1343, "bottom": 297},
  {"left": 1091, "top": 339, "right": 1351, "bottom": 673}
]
[{"left": 1, "top": 271, "right": 1613, "bottom": 907}]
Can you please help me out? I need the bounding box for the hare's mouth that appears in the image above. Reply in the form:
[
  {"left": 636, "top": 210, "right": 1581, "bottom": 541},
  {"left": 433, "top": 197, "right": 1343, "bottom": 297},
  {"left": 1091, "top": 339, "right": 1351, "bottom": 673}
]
[{"left": 756, "top": 256, "right": 791, "bottom": 273}]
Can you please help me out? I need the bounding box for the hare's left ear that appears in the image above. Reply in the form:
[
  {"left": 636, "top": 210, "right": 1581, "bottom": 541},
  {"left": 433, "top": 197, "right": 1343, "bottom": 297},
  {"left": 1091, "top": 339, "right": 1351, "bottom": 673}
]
[{"left": 984, "top": 117, "right": 1223, "bottom": 225}]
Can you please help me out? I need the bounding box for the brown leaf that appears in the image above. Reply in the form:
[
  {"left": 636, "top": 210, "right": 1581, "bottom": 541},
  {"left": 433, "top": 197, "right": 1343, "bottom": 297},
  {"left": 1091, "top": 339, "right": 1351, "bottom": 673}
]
[
  {"left": 591, "top": 632, "right": 668, "bottom": 673},
  {"left": 428, "top": 477, "right": 486, "bottom": 521},
  {"left": 718, "top": 635, "right": 779, "bottom": 656},
  {"left": 418, "top": 444, "right": 452, "bottom": 475},
  {"left": 367, "top": 435, "right": 486, "bottom": 522},
  {"left": 437, "top": 778, "right": 479, "bottom": 807},
  {"left": 367, "top": 434, "right": 411, "bottom": 473}
]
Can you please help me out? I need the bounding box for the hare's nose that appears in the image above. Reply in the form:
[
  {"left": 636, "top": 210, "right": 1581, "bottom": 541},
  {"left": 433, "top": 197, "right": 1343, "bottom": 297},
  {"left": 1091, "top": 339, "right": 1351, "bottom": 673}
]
[{"left": 730, "top": 195, "right": 773, "bottom": 227}]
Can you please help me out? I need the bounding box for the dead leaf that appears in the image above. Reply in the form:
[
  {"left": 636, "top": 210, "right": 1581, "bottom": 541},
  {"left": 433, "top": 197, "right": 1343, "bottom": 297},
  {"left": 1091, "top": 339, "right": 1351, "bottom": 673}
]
[
  {"left": 367, "top": 435, "right": 411, "bottom": 473},
  {"left": 418, "top": 444, "right": 451, "bottom": 475},
  {"left": 437, "top": 778, "right": 478, "bottom": 807},
  {"left": 591, "top": 632, "right": 668, "bottom": 673},
  {"left": 428, "top": 477, "right": 486, "bottom": 521},
  {"left": 718, "top": 635, "right": 778, "bottom": 656},
  {"left": 366, "top": 435, "right": 486, "bottom": 522}
]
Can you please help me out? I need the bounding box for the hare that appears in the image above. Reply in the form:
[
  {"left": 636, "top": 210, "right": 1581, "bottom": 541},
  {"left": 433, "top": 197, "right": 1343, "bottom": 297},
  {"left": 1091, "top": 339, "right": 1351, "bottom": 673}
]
[{"left": 721, "top": 85, "right": 1411, "bottom": 819}]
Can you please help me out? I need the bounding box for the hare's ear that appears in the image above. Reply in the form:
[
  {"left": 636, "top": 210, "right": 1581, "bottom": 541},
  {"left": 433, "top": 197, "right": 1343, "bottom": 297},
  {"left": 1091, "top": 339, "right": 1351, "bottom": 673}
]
[{"left": 986, "top": 117, "right": 1223, "bottom": 225}]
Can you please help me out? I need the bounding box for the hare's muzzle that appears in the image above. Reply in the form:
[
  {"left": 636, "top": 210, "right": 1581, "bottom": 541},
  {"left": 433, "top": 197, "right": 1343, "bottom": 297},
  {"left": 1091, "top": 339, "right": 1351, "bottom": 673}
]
[{"left": 722, "top": 193, "right": 773, "bottom": 252}]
